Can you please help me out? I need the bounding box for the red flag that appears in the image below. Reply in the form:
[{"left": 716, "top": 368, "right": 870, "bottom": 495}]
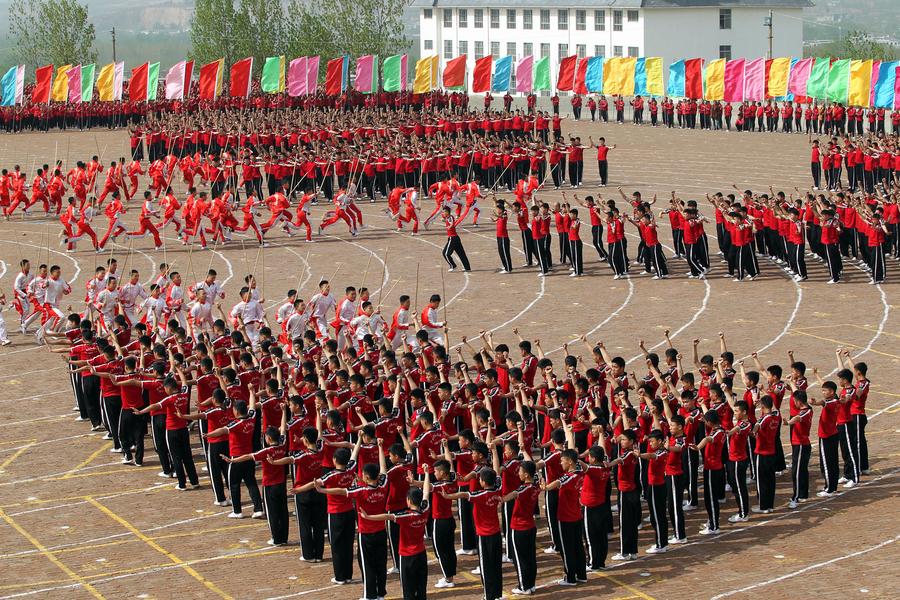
[
  {"left": 230, "top": 57, "right": 253, "bottom": 97},
  {"left": 574, "top": 57, "right": 589, "bottom": 94},
  {"left": 764, "top": 58, "right": 773, "bottom": 99},
  {"left": 198, "top": 60, "right": 222, "bottom": 100},
  {"left": 32, "top": 65, "right": 53, "bottom": 103},
  {"left": 684, "top": 58, "right": 703, "bottom": 99},
  {"left": 556, "top": 55, "right": 577, "bottom": 91},
  {"left": 325, "top": 57, "right": 344, "bottom": 95},
  {"left": 443, "top": 55, "right": 467, "bottom": 89},
  {"left": 472, "top": 56, "right": 492, "bottom": 93},
  {"left": 183, "top": 60, "right": 194, "bottom": 96},
  {"left": 129, "top": 63, "right": 149, "bottom": 102}
]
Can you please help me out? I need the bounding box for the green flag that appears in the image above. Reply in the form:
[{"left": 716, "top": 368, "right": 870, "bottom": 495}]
[
  {"left": 382, "top": 54, "right": 406, "bottom": 92},
  {"left": 262, "top": 56, "right": 285, "bottom": 93},
  {"left": 826, "top": 59, "right": 850, "bottom": 103},
  {"left": 533, "top": 56, "right": 550, "bottom": 91},
  {"left": 147, "top": 63, "right": 160, "bottom": 101},
  {"left": 80, "top": 63, "right": 95, "bottom": 102},
  {"left": 805, "top": 57, "right": 830, "bottom": 99}
]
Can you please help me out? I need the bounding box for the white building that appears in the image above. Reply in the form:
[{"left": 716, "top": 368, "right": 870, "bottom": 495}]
[{"left": 414, "top": 0, "right": 811, "bottom": 92}]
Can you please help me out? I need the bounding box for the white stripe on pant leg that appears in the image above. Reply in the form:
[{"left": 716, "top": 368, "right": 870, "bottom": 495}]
[
  {"left": 856, "top": 417, "right": 862, "bottom": 478},
  {"left": 263, "top": 488, "right": 274, "bottom": 540},
  {"left": 671, "top": 478, "right": 681, "bottom": 537},
  {"left": 457, "top": 500, "right": 465, "bottom": 549},
  {"left": 510, "top": 528, "right": 525, "bottom": 590},
  {"left": 477, "top": 536, "right": 487, "bottom": 591},
  {"left": 820, "top": 440, "right": 830, "bottom": 491},
  {"left": 583, "top": 506, "right": 594, "bottom": 567},
  {"left": 650, "top": 490, "right": 661, "bottom": 547},
  {"left": 432, "top": 520, "right": 447, "bottom": 579},
  {"left": 228, "top": 463, "right": 236, "bottom": 511},
  {"left": 619, "top": 499, "right": 625, "bottom": 555},
  {"left": 358, "top": 532, "right": 368, "bottom": 595},
  {"left": 844, "top": 426, "right": 859, "bottom": 481},
  {"left": 557, "top": 520, "right": 569, "bottom": 578},
  {"left": 794, "top": 448, "right": 801, "bottom": 501},
  {"left": 754, "top": 455, "right": 761, "bottom": 505}
]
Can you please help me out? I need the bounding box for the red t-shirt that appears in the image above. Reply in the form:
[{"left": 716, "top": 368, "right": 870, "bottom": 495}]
[
  {"left": 703, "top": 428, "right": 726, "bottom": 470},
  {"left": 468, "top": 487, "right": 503, "bottom": 535},
  {"left": 556, "top": 468, "right": 585, "bottom": 522},
  {"left": 790, "top": 408, "right": 813, "bottom": 446},
  {"left": 817, "top": 398, "right": 839, "bottom": 438},
  {"left": 728, "top": 420, "right": 752, "bottom": 461},
  {"left": 646, "top": 448, "right": 668, "bottom": 486},
  {"left": 159, "top": 388, "right": 190, "bottom": 430},
  {"left": 253, "top": 444, "right": 287, "bottom": 486},
  {"left": 616, "top": 452, "right": 639, "bottom": 492},
  {"left": 320, "top": 461, "right": 358, "bottom": 514},
  {"left": 510, "top": 482, "right": 541, "bottom": 530},
  {"left": 347, "top": 475, "right": 389, "bottom": 533},
  {"left": 226, "top": 411, "right": 257, "bottom": 456},
  {"left": 395, "top": 503, "right": 430, "bottom": 555}
]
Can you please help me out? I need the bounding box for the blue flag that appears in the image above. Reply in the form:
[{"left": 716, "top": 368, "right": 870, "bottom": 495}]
[
  {"left": 667, "top": 59, "right": 685, "bottom": 97},
  {"left": 586, "top": 57, "right": 604, "bottom": 93},
  {"left": 874, "top": 61, "right": 897, "bottom": 109},
  {"left": 492, "top": 56, "right": 512, "bottom": 92},
  {"left": 0, "top": 67, "right": 17, "bottom": 106},
  {"left": 634, "top": 58, "right": 647, "bottom": 96}
]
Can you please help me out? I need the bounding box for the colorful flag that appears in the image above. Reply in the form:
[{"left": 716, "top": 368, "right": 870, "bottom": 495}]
[
  {"left": 307, "top": 56, "right": 320, "bottom": 94},
  {"left": 184, "top": 61, "right": 194, "bottom": 97},
  {"left": 80, "top": 63, "right": 95, "bottom": 102},
  {"left": 97, "top": 63, "right": 115, "bottom": 101},
  {"left": 788, "top": 57, "right": 813, "bottom": 97},
  {"left": 869, "top": 61, "right": 880, "bottom": 107},
  {"left": 848, "top": 59, "right": 873, "bottom": 107},
  {"left": 288, "top": 57, "right": 307, "bottom": 96},
  {"left": 492, "top": 56, "right": 512, "bottom": 92},
  {"left": 382, "top": 54, "right": 407, "bottom": 92},
  {"left": 130, "top": 63, "right": 149, "bottom": 101},
  {"left": 826, "top": 59, "right": 850, "bottom": 103},
  {"left": 66, "top": 65, "right": 82, "bottom": 104},
  {"left": 556, "top": 55, "right": 577, "bottom": 92},
  {"left": 805, "top": 57, "right": 830, "bottom": 99},
  {"left": 198, "top": 59, "right": 224, "bottom": 100},
  {"left": 262, "top": 56, "right": 286, "bottom": 94},
  {"left": 443, "top": 55, "right": 466, "bottom": 89},
  {"left": 604, "top": 57, "right": 636, "bottom": 96},
  {"left": 645, "top": 57, "right": 663, "bottom": 97},
  {"left": 585, "top": 57, "right": 604, "bottom": 93},
  {"left": 472, "top": 56, "right": 492, "bottom": 93},
  {"left": 895, "top": 64, "right": 900, "bottom": 110},
  {"left": 413, "top": 55, "right": 437, "bottom": 94},
  {"left": 230, "top": 57, "right": 253, "bottom": 97},
  {"left": 0, "top": 66, "right": 23, "bottom": 106},
  {"left": 165, "top": 61, "right": 187, "bottom": 100},
  {"left": 634, "top": 58, "right": 647, "bottom": 96},
  {"left": 533, "top": 56, "right": 550, "bottom": 91},
  {"left": 325, "top": 56, "right": 348, "bottom": 95},
  {"left": 354, "top": 55, "right": 376, "bottom": 93},
  {"left": 766, "top": 57, "right": 791, "bottom": 98},
  {"left": 743, "top": 58, "right": 765, "bottom": 101},
  {"left": 51, "top": 65, "right": 71, "bottom": 102},
  {"left": 684, "top": 58, "right": 703, "bottom": 99},
  {"left": 723, "top": 59, "right": 745, "bottom": 102},
  {"left": 667, "top": 59, "right": 685, "bottom": 97},
  {"left": 873, "top": 61, "right": 897, "bottom": 109},
  {"left": 147, "top": 63, "right": 160, "bottom": 101},
  {"left": 515, "top": 55, "right": 532, "bottom": 93},
  {"left": 704, "top": 59, "right": 725, "bottom": 101},
  {"left": 574, "top": 57, "right": 589, "bottom": 95}
]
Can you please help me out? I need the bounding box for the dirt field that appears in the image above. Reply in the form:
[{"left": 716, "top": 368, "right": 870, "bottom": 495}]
[{"left": 0, "top": 121, "right": 898, "bottom": 600}]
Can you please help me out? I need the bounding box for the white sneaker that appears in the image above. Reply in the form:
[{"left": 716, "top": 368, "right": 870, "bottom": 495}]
[
  {"left": 227, "top": 512, "right": 244, "bottom": 519},
  {"left": 843, "top": 480, "right": 857, "bottom": 488},
  {"left": 682, "top": 503, "right": 697, "bottom": 512},
  {"left": 502, "top": 554, "right": 513, "bottom": 563},
  {"left": 251, "top": 511, "right": 265, "bottom": 519},
  {"left": 751, "top": 507, "right": 772, "bottom": 514},
  {"left": 817, "top": 490, "right": 834, "bottom": 497},
  {"left": 470, "top": 566, "right": 480, "bottom": 575},
  {"left": 557, "top": 579, "right": 576, "bottom": 586},
  {"left": 157, "top": 471, "right": 171, "bottom": 478},
  {"left": 668, "top": 537, "right": 687, "bottom": 544},
  {"left": 434, "top": 578, "right": 455, "bottom": 589},
  {"left": 724, "top": 483, "right": 732, "bottom": 492},
  {"left": 838, "top": 477, "right": 849, "bottom": 484},
  {"left": 646, "top": 545, "right": 667, "bottom": 554},
  {"left": 728, "top": 514, "right": 748, "bottom": 522},
  {"left": 543, "top": 546, "right": 558, "bottom": 554},
  {"left": 699, "top": 526, "right": 720, "bottom": 536},
  {"left": 611, "top": 553, "right": 631, "bottom": 561},
  {"left": 214, "top": 500, "right": 230, "bottom": 507},
  {"left": 511, "top": 588, "right": 532, "bottom": 596},
  {"left": 787, "top": 500, "right": 798, "bottom": 509}
]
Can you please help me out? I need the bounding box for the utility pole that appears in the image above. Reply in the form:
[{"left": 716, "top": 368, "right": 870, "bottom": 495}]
[
  {"left": 764, "top": 10, "right": 773, "bottom": 59},
  {"left": 111, "top": 27, "right": 117, "bottom": 63}
]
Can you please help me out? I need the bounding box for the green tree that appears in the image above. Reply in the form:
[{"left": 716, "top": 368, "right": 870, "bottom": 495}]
[
  {"left": 190, "top": 0, "right": 241, "bottom": 69},
  {"left": 284, "top": 0, "right": 412, "bottom": 58},
  {"left": 235, "top": 0, "right": 286, "bottom": 72},
  {"left": 839, "top": 30, "right": 899, "bottom": 61},
  {"left": 8, "top": 0, "right": 97, "bottom": 67}
]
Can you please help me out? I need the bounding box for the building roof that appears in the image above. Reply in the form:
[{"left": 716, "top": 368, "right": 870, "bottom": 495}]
[{"left": 411, "top": 0, "right": 811, "bottom": 7}]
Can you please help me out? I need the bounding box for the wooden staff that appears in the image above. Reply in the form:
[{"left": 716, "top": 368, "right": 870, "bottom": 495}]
[
  {"left": 413, "top": 261, "right": 420, "bottom": 315},
  {"left": 376, "top": 245, "right": 389, "bottom": 303},
  {"left": 377, "top": 277, "right": 402, "bottom": 311},
  {"left": 440, "top": 264, "right": 448, "bottom": 347},
  {"left": 359, "top": 253, "right": 373, "bottom": 294},
  {"left": 293, "top": 249, "right": 311, "bottom": 294}
]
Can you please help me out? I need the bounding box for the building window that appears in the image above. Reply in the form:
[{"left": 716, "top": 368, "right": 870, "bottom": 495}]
[
  {"left": 475, "top": 41, "right": 484, "bottom": 59},
  {"left": 524, "top": 42, "right": 533, "bottom": 56},
  {"left": 613, "top": 45, "right": 622, "bottom": 57},
  {"left": 458, "top": 9, "right": 467, "bottom": 28},
  {"left": 576, "top": 44, "right": 586, "bottom": 58},
  {"left": 594, "top": 45, "right": 605, "bottom": 57},
  {"left": 424, "top": 39, "right": 433, "bottom": 51},
  {"left": 540, "top": 9, "right": 550, "bottom": 30},
  {"left": 474, "top": 9, "right": 483, "bottom": 28},
  {"left": 490, "top": 9, "right": 499, "bottom": 28},
  {"left": 627, "top": 10, "right": 639, "bottom": 22},
  {"left": 444, "top": 40, "right": 453, "bottom": 59},
  {"left": 575, "top": 9, "right": 586, "bottom": 31},
  {"left": 523, "top": 9, "right": 532, "bottom": 30},
  {"left": 459, "top": 40, "right": 468, "bottom": 55},
  {"left": 594, "top": 10, "right": 605, "bottom": 31},
  {"left": 719, "top": 8, "right": 731, "bottom": 30},
  {"left": 628, "top": 46, "right": 639, "bottom": 57},
  {"left": 613, "top": 10, "right": 622, "bottom": 31},
  {"left": 423, "top": 8, "right": 432, "bottom": 19},
  {"left": 507, "top": 9, "right": 516, "bottom": 29},
  {"left": 443, "top": 9, "right": 452, "bottom": 28},
  {"left": 558, "top": 9, "right": 568, "bottom": 30},
  {"left": 719, "top": 45, "right": 732, "bottom": 60},
  {"left": 491, "top": 41, "right": 500, "bottom": 58},
  {"left": 507, "top": 42, "right": 516, "bottom": 58},
  {"left": 558, "top": 44, "right": 568, "bottom": 61},
  {"left": 540, "top": 43, "right": 550, "bottom": 58}
]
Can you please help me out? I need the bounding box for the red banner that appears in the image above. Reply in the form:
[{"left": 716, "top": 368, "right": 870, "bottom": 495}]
[
  {"left": 684, "top": 58, "right": 703, "bottom": 99},
  {"left": 556, "top": 55, "right": 577, "bottom": 91},
  {"left": 325, "top": 58, "right": 344, "bottom": 96},
  {"left": 443, "top": 55, "right": 467, "bottom": 88},
  {"left": 230, "top": 57, "right": 253, "bottom": 97},
  {"left": 32, "top": 65, "right": 53, "bottom": 103},
  {"left": 472, "top": 56, "right": 492, "bottom": 93},
  {"left": 129, "top": 63, "right": 149, "bottom": 102},
  {"left": 574, "top": 57, "right": 589, "bottom": 95}
]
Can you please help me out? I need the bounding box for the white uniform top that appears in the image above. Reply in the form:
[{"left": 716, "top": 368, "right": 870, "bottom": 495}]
[
  {"left": 230, "top": 299, "right": 265, "bottom": 325},
  {"left": 167, "top": 284, "right": 185, "bottom": 313},
  {"left": 335, "top": 298, "right": 357, "bottom": 327},
  {"left": 309, "top": 292, "right": 337, "bottom": 320},
  {"left": 102, "top": 270, "right": 120, "bottom": 287},
  {"left": 192, "top": 280, "right": 225, "bottom": 301},
  {"left": 249, "top": 288, "right": 261, "bottom": 302},
  {"left": 349, "top": 315, "right": 373, "bottom": 341},
  {"left": 153, "top": 274, "right": 170, "bottom": 293},
  {"left": 276, "top": 301, "right": 294, "bottom": 325},
  {"left": 28, "top": 275, "right": 47, "bottom": 304},
  {"left": 369, "top": 312, "right": 386, "bottom": 339},
  {"left": 85, "top": 276, "right": 105, "bottom": 304},
  {"left": 141, "top": 296, "right": 166, "bottom": 324},
  {"left": 285, "top": 311, "right": 310, "bottom": 340},
  {"left": 95, "top": 289, "right": 119, "bottom": 318},
  {"left": 119, "top": 282, "right": 148, "bottom": 308},
  {"left": 14, "top": 271, "right": 32, "bottom": 303},
  {"left": 43, "top": 277, "right": 71, "bottom": 306},
  {"left": 190, "top": 301, "right": 214, "bottom": 327}
]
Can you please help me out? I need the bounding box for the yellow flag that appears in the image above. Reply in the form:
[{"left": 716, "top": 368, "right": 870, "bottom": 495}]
[
  {"left": 97, "top": 63, "right": 115, "bottom": 101},
  {"left": 602, "top": 57, "right": 620, "bottom": 94},
  {"left": 645, "top": 57, "right": 664, "bottom": 97},
  {"left": 413, "top": 56, "right": 435, "bottom": 94},
  {"left": 765, "top": 57, "right": 791, "bottom": 98},
  {"left": 51, "top": 65, "right": 71, "bottom": 102},
  {"left": 704, "top": 59, "right": 725, "bottom": 101},
  {"left": 848, "top": 59, "right": 873, "bottom": 107},
  {"left": 618, "top": 57, "right": 637, "bottom": 96}
]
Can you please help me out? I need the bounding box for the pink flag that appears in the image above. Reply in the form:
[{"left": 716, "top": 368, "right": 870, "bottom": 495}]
[
  {"left": 788, "top": 57, "right": 813, "bottom": 97},
  {"left": 869, "top": 60, "right": 880, "bottom": 107},
  {"left": 66, "top": 65, "right": 81, "bottom": 104},
  {"left": 165, "top": 60, "right": 187, "bottom": 100},
  {"left": 723, "top": 59, "right": 744, "bottom": 102},
  {"left": 743, "top": 58, "right": 765, "bottom": 101},
  {"left": 288, "top": 57, "right": 307, "bottom": 96},
  {"left": 515, "top": 56, "right": 533, "bottom": 93},
  {"left": 355, "top": 55, "right": 375, "bottom": 93},
  {"left": 307, "top": 56, "right": 320, "bottom": 95}
]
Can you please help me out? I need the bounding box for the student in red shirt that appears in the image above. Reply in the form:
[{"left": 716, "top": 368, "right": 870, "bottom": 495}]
[
  {"left": 567, "top": 207, "right": 584, "bottom": 277},
  {"left": 809, "top": 378, "right": 840, "bottom": 495},
  {"left": 637, "top": 430, "right": 669, "bottom": 554},
  {"left": 136, "top": 375, "right": 199, "bottom": 490},
  {"left": 542, "top": 444, "right": 586, "bottom": 586},
  {"left": 753, "top": 395, "right": 780, "bottom": 513},
  {"left": 783, "top": 387, "right": 813, "bottom": 508},
  {"left": 609, "top": 429, "right": 641, "bottom": 560},
  {"left": 361, "top": 468, "right": 432, "bottom": 600},
  {"left": 440, "top": 205, "right": 471, "bottom": 272},
  {"left": 501, "top": 434, "right": 540, "bottom": 595},
  {"left": 492, "top": 200, "right": 513, "bottom": 273},
  {"left": 725, "top": 399, "right": 752, "bottom": 522},
  {"left": 694, "top": 410, "right": 726, "bottom": 534}
]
